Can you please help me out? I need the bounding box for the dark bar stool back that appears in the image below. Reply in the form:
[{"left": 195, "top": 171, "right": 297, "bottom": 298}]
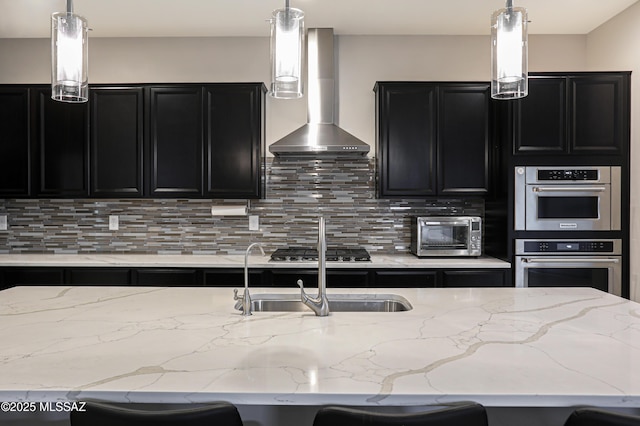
[
  {"left": 313, "top": 402, "right": 488, "bottom": 426},
  {"left": 565, "top": 408, "right": 640, "bottom": 426},
  {"left": 70, "top": 401, "right": 243, "bottom": 426}
]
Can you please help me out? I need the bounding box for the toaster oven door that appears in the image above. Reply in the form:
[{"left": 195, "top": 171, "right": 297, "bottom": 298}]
[{"left": 418, "top": 219, "right": 472, "bottom": 256}]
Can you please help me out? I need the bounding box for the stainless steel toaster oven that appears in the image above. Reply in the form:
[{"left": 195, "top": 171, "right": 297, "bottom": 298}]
[{"left": 410, "top": 216, "right": 482, "bottom": 257}]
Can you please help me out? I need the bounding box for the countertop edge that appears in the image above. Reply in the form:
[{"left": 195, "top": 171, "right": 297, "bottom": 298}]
[{"left": 0, "top": 254, "right": 511, "bottom": 269}]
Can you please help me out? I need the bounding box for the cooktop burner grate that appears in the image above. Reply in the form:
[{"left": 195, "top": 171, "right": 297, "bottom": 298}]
[{"left": 270, "top": 247, "right": 371, "bottom": 262}]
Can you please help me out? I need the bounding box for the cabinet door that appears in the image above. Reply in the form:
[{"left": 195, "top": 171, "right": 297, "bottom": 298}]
[
  {"left": 437, "top": 84, "right": 491, "bottom": 194},
  {"left": 31, "top": 87, "right": 90, "bottom": 197},
  {"left": 147, "top": 86, "right": 203, "bottom": 197},
  {"left": 270, "top": 269, "right": 370, "bottom": 288},
  {"left": 68, "top": 268, "right": 131, "bottom": 285},
  {"left": 440, "top": 270, "right": 508, "bottom": 287},
  {"left": 327, "top": 270, "right": 370, "bottom": 288},
  {"left": 3, "top": 268, "right": 65, "bottom": 285},
  {"left": 204, "top": 269, "right": 266, "bottom": 287},
  {"left": 513, "top": 76, "right": 567, "bottom": 154},
  {"left": 204, "top": 84, "right": 264, "bottom": 199},
  {"left": 133, "top": 268, "right": 202, "bottom": 286},
  {"left": 376, "top": 83, "right": 437, "bottom": 197},
  {"left": 373, "top": 270, "right": 437, "bottom": 288},
  {"left": 271, "top": 270, "right": 318, "bottom": 288},
  {"left": 570, "top": 74, "right": 628, "bottom": 155},
  {"left": 0, "top": 88, "right": 31, "bottom": 197},
  {"left": 90, "top": 87, "right": 144, "bottom": 197}
]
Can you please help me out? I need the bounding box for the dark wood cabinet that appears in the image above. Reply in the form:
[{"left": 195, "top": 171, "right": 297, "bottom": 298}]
[
  {"left": 133, "top": 268, "right": 202, "bottom": 286},
  {"left": 513, "top": 73, "right": 629, "bottom": 156},
  {"left": 375, "top": 82, "right": 492, "bottom": 198},
  {"left": 90, "top": 87, "right": 144, "bottom": 197},
  {"left": 68, "top": 268, "right": 131, "bottom": 285},
  {"left": 375, "top": 83, "right": 437, "bottom": 197},
  {"left": 204, "top": 84, "right": 265, "bottom": 199},
  {"left": 570, "top": 74, "right": 628, "bottom": 154},
  {"left": 0, "top": 82, "right": 263, "bottom": 200},
  {"left": 147, "top": 86, "right": 204, "bottom": 198},
  {"left": 3, "top": 268, "right": 65, "bottom": 285},
  {"left": 145, "top": 84, "right": 265, "bottom": 199},
  {"left": 0, "top": 266, "right": 510, "bottom": 288},
  {"left": 204, "top": 269, "right": 265, "bottom": 287},
  {"left": 437, "top": 84, "right": 491, "bottom": 195},
  {"left": 440, "top": 270, "right": 508, "bottom": 288},
  {"left": 373, "top": 270, "right": 437, "bottom": 288},
  {"left": 0, "top": 87, "right": 31, "bottom": 197},
  {"left": 513, "top": 77, "right": 567, "bottom": 154},
  {"left": 31, "top": 87, "right": 90, "bottom": 197}
]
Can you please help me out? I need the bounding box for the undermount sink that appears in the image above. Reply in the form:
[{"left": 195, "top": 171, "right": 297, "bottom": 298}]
[{"left": 239, "top": 293, "right": 412, "bottom": 313}]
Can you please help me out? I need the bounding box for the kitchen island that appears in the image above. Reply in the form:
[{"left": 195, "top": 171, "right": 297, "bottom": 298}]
[{"left": 1, "top": 286, "right": 639, "bottom": 425}]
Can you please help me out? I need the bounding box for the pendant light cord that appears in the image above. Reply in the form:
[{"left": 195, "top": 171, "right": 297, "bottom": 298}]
[
  {"left": 66, "top": 0, "right": 74, "bottom": 14},
  {"left": 506, "top": 0, "right": 513, "bottom": 10}
]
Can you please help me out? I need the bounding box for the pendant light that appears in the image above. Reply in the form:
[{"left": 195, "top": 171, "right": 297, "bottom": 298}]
[
  {"left": 269, "top": 0, "right": 304, "bottom": 99},
  {"left": 491, "top": 0, "right": 528, "bottom": 100},
  {"left": 51, "top": 0, "right": 89, "bottom": 103}
]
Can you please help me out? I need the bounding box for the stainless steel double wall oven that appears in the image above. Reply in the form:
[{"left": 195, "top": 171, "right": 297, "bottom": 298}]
[{"left": 514, "top": 166, "right": 623, "bottom": 296}]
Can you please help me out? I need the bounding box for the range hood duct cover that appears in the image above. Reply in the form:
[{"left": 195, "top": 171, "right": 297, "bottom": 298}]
[{"left": 269, "top": 28, "right": 370, "bottom": 157}]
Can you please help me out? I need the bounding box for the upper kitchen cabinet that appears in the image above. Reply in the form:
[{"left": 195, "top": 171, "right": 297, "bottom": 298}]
[
  {"left": 146, "top": 86, "right": 204, "bottom": 198},
  {"left": 437, "top": 84, "right": 491, "bottom": 195},
  {"left": 513, "top": 72, "right": 630, "bottom": 156},
  {"left": 513, "top": 76, "right": 567, "bottom": 154},
  {"left": 90, "top": 87, "right": 144, "bottom": 197},
  {"left": 204, "top": 84, "right": 265, "bottom": 199},
  {"left": 375, "top": 83, "right": 437, "bottom": 197},
  {"left": 374, "top": 82, "right": 491, "bottom": 198},
  {"left": 30, "top": 87, "right": 90, "bottom": 197},
  {"left": 0, "top": 87, "right": 31, "bottom": 197}
]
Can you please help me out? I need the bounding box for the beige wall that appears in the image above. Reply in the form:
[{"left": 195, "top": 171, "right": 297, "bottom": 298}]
[
  {"left": 0, "top": 34, "right": 586, "bottom": 157},
  {"left": 587, "top": 3, "right": 640, "bottom": 302}
]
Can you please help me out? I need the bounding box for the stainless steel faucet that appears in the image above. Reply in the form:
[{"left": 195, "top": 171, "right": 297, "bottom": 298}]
[
  {"left": 297, "top": 217, "right": 330, "bottom": 316},
  {"left": 234, "top": 242, "right": 265, "bottom": 316}
]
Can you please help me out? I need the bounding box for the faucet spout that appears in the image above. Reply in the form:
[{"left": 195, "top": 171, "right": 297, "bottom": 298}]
[
  {"left": 298, "top": 217, "right": 330, "bottom": 316},
  {"left": 234, "top": 242, "right": 265, "bottom": 316}
]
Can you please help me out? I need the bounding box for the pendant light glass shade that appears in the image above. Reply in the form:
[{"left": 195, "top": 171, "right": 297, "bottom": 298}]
[
  {"left": 269, "top": 6, "right": 304, "bottom": 99},
  {"left": 491, "top": 2, "right": 528, "bottom": 100},
  {"left": 51, "top": 4, "right": 89, "bottom": 103}
]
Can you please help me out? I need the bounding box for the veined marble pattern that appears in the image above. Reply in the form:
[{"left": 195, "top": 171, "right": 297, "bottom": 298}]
[{"left": 0, "top": 286, "right": 639, "bottom": 408}]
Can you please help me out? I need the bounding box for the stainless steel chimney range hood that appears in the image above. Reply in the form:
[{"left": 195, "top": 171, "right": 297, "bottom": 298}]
[{"left": 269, "top": 28, "right": 370, "bottom": 157}]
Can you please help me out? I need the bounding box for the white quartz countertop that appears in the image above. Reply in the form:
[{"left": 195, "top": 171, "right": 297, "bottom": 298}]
[
  {"left": 1, "top": 286, "right": 639, "bottom": 408},
  {"left": 0, "top": 253, "right": 510, "bottom": 269}
]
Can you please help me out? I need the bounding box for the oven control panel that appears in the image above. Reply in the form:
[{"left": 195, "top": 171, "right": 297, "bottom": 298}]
[
  {"left": 537, "top": 169, "right": 599, "bottom": 181},
  {"left": 517, "top": 239, "right": 621, "bottom": 255}
]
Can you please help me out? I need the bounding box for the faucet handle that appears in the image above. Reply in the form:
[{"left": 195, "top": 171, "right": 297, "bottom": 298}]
[
  {"left": 233, "top": 288, "right": 252, "bottom": 315},
  {"left": 296, "top": 279, "right": 309, "bottom": 301},
  {"left": 233, "top": 288, "right": 243, "bottom": 310}
]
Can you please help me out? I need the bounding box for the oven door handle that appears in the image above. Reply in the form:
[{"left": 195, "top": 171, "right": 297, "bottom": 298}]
[
  {"left": 521, "top": 258, "right": 620, "bottom": 264},
  {"left": 532, "top": 186, "right": 607, "bottom": 193},
  {"left": 421, "top": 221, "right": 468, "bottom": 226}
]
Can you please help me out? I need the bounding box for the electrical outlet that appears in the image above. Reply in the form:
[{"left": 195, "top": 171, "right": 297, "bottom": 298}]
[
  {"left": 249, "top": 215, "right": 259, "bottom": 231},
  {"left": 0, "top": 215, "right": 7, "bottom": 231},
  {"left": 109, "top": 215, "right": 119, "bottom": 231}
]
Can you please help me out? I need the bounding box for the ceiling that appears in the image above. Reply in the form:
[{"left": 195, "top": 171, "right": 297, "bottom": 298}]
[{"left": 1, "top": 0, "right": 638, "bottom": 39}]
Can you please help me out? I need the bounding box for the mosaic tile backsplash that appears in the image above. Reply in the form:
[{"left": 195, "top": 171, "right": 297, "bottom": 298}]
[{"left": 0, "top": 158, "right": 483, "bottom": 255}]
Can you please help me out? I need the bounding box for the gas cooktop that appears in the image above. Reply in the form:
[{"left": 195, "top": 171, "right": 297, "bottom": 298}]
[{"left": 270, "top": 247, "right": 371, "bottom": 262}]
